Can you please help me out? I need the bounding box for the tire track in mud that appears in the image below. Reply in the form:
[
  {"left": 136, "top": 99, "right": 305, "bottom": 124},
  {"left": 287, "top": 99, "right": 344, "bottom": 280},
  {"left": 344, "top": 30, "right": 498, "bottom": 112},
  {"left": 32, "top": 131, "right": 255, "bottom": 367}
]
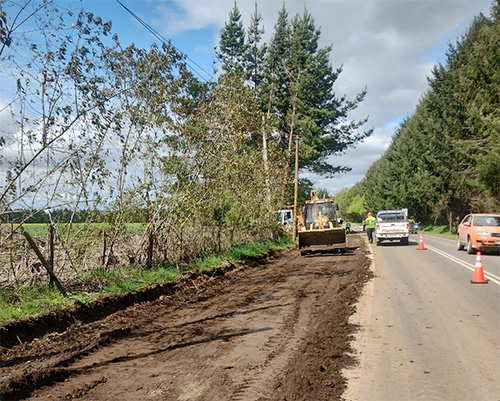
[
  {"left": 0, "top": 248, "right": 296, "bottom": 400},
  {"left": 0, "top": 236, "right": 371, "bottom": 401},
  {"left": 228, "top": 276, "right": 305, "bottom": 401}
]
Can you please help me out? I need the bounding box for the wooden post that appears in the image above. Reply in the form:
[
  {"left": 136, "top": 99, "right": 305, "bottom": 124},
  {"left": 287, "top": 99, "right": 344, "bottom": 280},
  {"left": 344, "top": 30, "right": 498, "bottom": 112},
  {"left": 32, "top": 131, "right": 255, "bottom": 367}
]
[
  {"left": 102, "top": 230, "right": 107, "bottom": 266},
  {"left": 293, "top": 135, "right": 300, "bottom": 239},
  {"left": 48, "top": 224, "right": 55, "bottom": 286},
  {"left": 146, "top": 230, "right": 154, "bottom": 270},
  {"left": 23, "top": 230, "right": 67, "bottom": 296}
]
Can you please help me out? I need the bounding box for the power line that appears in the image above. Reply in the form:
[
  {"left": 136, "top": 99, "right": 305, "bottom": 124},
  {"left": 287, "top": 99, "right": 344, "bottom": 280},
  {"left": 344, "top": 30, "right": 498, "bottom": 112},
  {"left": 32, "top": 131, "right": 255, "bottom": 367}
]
[{"left": 114, "top": 0, "right": 213, "bottom": 83}]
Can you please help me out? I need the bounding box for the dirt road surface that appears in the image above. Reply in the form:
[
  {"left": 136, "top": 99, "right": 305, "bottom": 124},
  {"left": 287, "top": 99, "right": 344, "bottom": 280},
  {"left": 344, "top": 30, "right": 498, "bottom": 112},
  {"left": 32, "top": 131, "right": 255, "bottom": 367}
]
[{"left": 0, "top": 234, "right": 371, "bottom": 401}]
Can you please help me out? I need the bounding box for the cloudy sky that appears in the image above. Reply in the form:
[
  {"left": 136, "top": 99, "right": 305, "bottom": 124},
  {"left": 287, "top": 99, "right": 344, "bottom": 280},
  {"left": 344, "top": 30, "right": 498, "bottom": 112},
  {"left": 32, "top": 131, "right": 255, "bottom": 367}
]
[{"left": 2, "top": 0, "right": 495, "bottom": 197}]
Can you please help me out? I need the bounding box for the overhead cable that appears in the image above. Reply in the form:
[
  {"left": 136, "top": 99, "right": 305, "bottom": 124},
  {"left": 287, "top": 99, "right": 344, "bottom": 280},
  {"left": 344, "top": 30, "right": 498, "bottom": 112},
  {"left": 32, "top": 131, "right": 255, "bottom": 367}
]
[{"left": 114, "top": 0, "right": 213, "bottom": 82}]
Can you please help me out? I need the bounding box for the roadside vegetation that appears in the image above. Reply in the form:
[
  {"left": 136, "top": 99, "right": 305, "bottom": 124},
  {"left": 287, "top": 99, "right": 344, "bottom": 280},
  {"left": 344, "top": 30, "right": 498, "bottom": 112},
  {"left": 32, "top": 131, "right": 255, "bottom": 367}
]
[
  {"left": 0, "top": 237, "right": 293, "bottom": 323},
  {"left": 418, "top": 225, "right": 456, "bottom": 239},
  {"left": 0, "top": 0, "right": 369, "bottom": 311},
  {"left": 337, "top": 2, "right": 500, "bottom": 231},
  {"left": 2, "top": 1, "right": 497, "bottom": 322}
]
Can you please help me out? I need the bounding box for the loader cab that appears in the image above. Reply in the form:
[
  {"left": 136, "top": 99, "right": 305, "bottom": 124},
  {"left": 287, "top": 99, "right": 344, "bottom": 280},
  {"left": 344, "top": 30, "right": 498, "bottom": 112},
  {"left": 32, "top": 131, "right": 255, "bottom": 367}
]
[
  {"left": 303, "top": 201, "right": 339, "bottom": 230},
  {"left": 297, "top": 190, "right": 347, "bottom": 253}
]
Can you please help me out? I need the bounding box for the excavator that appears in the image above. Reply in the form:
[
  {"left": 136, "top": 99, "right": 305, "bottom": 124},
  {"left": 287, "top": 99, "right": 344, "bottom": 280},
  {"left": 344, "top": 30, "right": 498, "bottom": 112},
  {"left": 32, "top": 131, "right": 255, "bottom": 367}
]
[{"left": 297, "top": 190, "right": 348, "bottom": 255}]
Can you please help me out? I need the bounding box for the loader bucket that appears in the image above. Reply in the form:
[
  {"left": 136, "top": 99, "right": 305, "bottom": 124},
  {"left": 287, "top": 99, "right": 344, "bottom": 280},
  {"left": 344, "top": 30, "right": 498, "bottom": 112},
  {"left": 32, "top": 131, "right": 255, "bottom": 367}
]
[{"left": 298, "top": 227, "right": 347, "bottom": 250}]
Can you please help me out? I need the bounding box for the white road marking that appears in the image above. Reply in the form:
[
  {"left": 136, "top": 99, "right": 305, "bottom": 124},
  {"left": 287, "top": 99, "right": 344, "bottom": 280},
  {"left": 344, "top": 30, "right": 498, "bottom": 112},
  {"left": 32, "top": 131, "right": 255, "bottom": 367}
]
[{"left": 425, "top": 244, "right": 500, "bottom": 285}]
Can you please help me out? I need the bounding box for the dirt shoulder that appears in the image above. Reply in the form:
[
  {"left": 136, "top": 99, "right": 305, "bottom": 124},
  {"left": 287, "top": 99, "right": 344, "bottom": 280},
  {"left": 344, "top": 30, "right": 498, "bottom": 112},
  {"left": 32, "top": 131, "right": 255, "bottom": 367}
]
[{"left": 0, "top": 234, "right": 371, "bottom": 401}]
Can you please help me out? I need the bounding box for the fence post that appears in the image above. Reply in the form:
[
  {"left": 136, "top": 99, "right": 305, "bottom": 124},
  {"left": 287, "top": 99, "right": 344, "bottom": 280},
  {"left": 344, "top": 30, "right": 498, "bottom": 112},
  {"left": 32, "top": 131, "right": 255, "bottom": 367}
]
[
  {"left": 48, "top": 224, "right": 55, "bottom": 286},
  {"left": 102, "top": 230, "right": 107, "bottom": 266},
  {"left": 146, "top": 230, "right": 154, "bottom": 270},
  {"left": 23, "top": 230, "right": 67, "bottom": 296}
]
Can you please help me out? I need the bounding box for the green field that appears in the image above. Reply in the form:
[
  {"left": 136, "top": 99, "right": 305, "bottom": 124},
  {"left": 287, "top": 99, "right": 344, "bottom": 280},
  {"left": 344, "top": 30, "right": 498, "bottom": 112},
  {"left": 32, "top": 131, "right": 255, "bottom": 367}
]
[{"left": 2, "top": 222, "right": 147, "bottom": 238}]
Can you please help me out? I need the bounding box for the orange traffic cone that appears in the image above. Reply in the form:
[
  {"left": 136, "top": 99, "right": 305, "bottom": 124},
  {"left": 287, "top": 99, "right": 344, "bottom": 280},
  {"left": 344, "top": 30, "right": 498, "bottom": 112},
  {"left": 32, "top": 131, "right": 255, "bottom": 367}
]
[
  {"left": 471, "top": 252, "right": 489, "bottom": 284},
  {"left": 417, "top": 234, "right": 426, "bottom": 250}
]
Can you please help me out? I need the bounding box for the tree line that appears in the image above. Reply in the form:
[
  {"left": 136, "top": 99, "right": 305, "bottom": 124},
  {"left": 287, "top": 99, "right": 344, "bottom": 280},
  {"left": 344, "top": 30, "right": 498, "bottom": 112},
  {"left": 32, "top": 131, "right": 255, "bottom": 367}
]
[
  {"left": 0, "top": 1, "right": 369, "bottom": 276},
  {"left": 337, "top": 2, "right": 500, "bottom": 229}
]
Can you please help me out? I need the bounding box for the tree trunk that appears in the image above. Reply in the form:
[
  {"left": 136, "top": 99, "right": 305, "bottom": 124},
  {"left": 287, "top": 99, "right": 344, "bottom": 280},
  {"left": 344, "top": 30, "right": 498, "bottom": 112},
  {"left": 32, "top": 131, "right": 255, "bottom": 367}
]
[
  {"left": 262, "top": 83, "right": 274, "bottom": 213},
  {"left": 217, "top": 227, "right": 221, "bottom": 254},
  {"left": 287, "top": 67, "right": 301, "bottom": 156},
  {"left": 294, "top": 135, "right": 300, "bottom": 239},
  {"left": 262, "top": 119, "right": 271, "bottom": 211}
]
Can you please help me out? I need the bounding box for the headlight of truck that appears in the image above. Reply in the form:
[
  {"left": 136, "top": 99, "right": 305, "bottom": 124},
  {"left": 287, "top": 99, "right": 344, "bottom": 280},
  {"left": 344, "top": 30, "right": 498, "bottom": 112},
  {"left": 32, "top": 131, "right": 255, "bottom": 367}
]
[{"left": 475, "top": 230, "right": 488, "bottom": 237}]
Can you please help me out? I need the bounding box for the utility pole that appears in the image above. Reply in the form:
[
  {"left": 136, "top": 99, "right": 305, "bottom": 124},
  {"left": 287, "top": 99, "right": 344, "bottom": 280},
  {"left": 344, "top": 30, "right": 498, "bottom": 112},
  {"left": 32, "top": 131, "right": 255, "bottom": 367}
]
[{"left": 293, "top": 135, "right": 299, "bottom": 238}]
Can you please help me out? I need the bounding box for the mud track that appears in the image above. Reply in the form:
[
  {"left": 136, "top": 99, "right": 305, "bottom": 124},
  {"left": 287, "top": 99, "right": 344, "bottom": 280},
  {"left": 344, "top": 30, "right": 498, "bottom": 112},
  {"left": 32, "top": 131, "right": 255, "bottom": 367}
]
[{"left": 0, "top": 234, "right": 371, "bottom": 401}]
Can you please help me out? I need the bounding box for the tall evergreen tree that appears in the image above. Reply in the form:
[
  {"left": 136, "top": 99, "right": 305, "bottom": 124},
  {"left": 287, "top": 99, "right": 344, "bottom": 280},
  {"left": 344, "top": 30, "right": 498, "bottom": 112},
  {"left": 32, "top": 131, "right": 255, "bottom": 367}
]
[
  {"left": 245, "top": 3, "right": 266, "bottom": 91},
  {"left": 215, "top": 4, "right": 372, "bottom": 202},
  {"left": 216, "top": 1, "right": 247, "bottom": 75},
  {"left": 262, "top": 5, "right": 373, "bottom": 177},
  {"left": 262, "top": 4, "right": 291, "bottom": 144},
  {"left": 285, "top": 8, "right": 372, "bottom": 176}
]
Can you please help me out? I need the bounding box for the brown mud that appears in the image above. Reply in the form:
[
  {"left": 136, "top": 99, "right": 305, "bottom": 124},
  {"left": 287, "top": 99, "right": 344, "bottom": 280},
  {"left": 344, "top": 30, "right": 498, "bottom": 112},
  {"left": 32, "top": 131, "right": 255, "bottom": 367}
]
[{"left": 0, "top": 234, "right": 371, "bottom": 401}]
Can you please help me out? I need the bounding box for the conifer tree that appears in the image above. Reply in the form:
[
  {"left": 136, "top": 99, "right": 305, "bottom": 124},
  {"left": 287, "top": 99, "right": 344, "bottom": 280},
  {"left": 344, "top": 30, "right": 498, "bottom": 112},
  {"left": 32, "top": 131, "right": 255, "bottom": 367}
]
[
  {"left": 245, "top": 3, "right": 266, "bottom": 91},
  {"left": 216, "top": 4, "right": 372, "bottom": 200},
  {"left": 282, "top": 8, "right": 372, "bottom": 176},
  {"left": 262, "top": 4, "right": 291, "bottom": 145},
  {"left": 216, "top": 1, "right": 247, "bottom": 75}
]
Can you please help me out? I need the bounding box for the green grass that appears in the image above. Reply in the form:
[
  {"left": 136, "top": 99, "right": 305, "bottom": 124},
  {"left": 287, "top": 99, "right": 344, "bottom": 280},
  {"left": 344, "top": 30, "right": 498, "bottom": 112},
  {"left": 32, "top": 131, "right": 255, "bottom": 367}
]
[
  {"left": 0, "top": 285, "right": 76, "bottom": 321},
  {"left": 0, "top": 236, "right": 294, "bottom": 323},
  {"left": 86, "top": 265, "right": 181, "bottom": 293},
  {"left": 195, "top": 254, "right": 223, "bottom": 271},
  {"left": 194, "top": 236, "right": 294, "bottom": 271},
  {"left": 124, "top": 223, "right": 147, "bottom": 234},
  {"left": 419, "top": 225, "right": 455, "bottom": 239}
]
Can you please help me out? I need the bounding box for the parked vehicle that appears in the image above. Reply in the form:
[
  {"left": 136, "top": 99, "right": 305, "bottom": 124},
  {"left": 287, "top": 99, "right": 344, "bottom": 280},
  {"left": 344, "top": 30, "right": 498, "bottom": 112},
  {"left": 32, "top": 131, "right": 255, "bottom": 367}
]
[
  {"left": 278, "top": 209, "right": 293, "bottom": 227},
  {"left": 456, "top": 213, "right": 500, "bottom": 254},
  {"left": 375, "top": 209, "right": 410, "bottom": 245}
]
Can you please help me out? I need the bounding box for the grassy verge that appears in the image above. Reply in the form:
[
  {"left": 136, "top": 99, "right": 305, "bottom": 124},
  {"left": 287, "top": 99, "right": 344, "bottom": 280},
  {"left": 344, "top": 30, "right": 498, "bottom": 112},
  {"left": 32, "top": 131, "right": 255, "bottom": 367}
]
[
  {"left": 0, "top": 236, "right": 294, "bottom": 323},
  {"left": 418, "top": 225, "right": 455, "bottom": 239},
  {"left": 193, "top": 237, "right": 292, "bottom": 271}
]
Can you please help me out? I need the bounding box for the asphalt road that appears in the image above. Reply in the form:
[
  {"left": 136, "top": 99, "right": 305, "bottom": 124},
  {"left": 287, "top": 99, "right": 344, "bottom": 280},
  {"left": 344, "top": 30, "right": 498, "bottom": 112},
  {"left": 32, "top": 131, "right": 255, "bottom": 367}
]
[{"left": 344, "top": 233, "right": 500, "bottom": 401}]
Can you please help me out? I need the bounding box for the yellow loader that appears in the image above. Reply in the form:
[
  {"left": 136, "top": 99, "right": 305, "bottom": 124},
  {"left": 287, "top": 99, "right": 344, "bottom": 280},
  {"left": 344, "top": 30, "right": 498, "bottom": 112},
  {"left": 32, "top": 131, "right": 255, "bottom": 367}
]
[{"left": 297, "top": 190, "right": 348, "bottom": 255}]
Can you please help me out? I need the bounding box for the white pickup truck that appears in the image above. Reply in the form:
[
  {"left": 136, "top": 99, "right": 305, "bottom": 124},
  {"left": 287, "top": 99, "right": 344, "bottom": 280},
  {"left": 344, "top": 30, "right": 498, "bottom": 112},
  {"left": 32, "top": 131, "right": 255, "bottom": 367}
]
[{"left": 375, "top": 209, "right": 410, "bottom": 245}]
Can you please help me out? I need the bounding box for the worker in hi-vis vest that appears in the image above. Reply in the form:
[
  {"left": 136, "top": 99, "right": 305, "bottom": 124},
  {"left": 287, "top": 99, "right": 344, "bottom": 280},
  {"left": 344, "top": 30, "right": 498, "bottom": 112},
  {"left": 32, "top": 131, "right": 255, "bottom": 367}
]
[{"left": 364, "top": 212, "right": 376, "bottom": 243}]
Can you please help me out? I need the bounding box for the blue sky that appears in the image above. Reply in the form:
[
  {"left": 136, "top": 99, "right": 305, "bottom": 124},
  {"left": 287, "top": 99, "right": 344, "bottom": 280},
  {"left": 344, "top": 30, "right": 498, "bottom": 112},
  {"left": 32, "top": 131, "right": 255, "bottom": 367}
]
[{"left": 1, "top": 0, "right": 495, "bottom": 197}]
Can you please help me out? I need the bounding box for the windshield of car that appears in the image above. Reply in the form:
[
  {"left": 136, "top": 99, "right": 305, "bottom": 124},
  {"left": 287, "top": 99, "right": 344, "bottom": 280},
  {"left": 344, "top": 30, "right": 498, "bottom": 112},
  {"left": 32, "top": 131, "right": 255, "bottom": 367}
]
[
  {"left": 377, "top": 212, "right": 406, "bottom": 222},
  {"left": 473, "top": 216, "right": 500, "bottom": 226}
]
